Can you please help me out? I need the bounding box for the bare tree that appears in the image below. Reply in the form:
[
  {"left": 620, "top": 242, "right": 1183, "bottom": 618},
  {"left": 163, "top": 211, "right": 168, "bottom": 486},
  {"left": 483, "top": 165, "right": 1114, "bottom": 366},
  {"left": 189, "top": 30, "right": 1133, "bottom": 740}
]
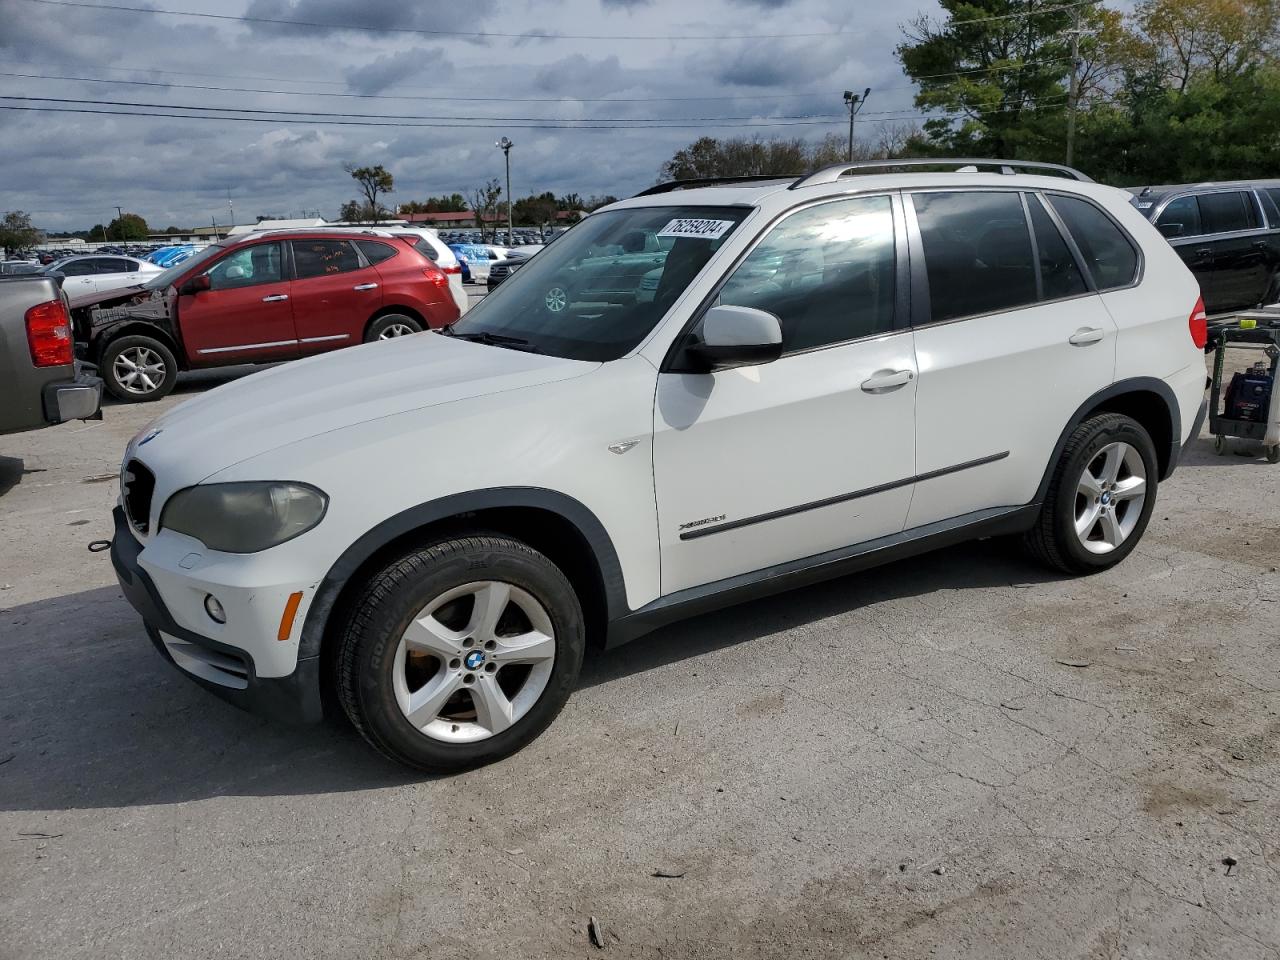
[{"left": 466, "top": 178, "right": 503, "bottom": 242}]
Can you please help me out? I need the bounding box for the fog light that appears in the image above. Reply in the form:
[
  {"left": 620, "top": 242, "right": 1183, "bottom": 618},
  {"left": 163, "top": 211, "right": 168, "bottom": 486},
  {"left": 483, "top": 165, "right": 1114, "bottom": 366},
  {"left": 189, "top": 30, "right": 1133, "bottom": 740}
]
[{"left": 204, "top": 594, "right": 227, "bottom": 624}]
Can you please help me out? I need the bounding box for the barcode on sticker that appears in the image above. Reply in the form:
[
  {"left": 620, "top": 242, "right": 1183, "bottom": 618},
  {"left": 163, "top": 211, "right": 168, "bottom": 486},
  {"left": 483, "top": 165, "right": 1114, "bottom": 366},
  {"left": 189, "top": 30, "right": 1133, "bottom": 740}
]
[{"left": 657, "top": 218, "right": 735, "bottom": 240}]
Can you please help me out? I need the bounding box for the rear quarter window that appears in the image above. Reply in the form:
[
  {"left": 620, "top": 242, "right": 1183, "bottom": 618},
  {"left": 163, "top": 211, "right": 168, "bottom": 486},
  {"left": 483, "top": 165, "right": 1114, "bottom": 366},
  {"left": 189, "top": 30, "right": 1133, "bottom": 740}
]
[
  {"left": 355, "top": 240, "right": 398, "bottom": 265},
  {"left": 412, "top": 238, "right": 440, "bottom": 261},
  {"left": 1046, "top": 194, "right": 1139, "bottom": 291}
]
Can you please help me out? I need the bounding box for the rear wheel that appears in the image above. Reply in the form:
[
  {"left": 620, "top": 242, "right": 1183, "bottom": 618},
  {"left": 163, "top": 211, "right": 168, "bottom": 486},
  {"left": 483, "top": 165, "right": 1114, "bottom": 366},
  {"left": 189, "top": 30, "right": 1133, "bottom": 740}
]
[
  {"left": 365, "top": 313, "right": 423, "bottom": 342},
  {"left": 1025, "top": 413, "right": 1158, "bottom": 574},
  {"left": 100, "top": 334, "right": 179, "bottom": 403},
  {"left": 336, "top": 536, "right": 585, "bottom": 773}
]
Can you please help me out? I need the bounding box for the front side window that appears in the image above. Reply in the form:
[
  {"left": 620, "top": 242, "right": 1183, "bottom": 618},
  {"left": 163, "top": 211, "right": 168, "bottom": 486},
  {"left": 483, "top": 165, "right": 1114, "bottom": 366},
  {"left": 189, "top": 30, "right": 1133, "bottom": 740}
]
[
  {"left": 1155, "top": 196, "right": 1202, "bottom": 238},
  {"left": 1029, "top": 195, "right": 1087, "bottom": 300},
  {"left": 913, "top": 191, "right": 1036, "bottom": 323},
  {"left": 292, "top": 239, "right": 360, "bottom": 279},
  {"left": 449, "top": 205, "right": 750, "bottom": 361},
  {"left": 718, "top": 195, "right": 895, "bottom": 352},
  {"left": 205, "top": 242, "right": 283, "bottom": 290},
  {"left": 1047, "top": 194, "right": 1139, "bottom": 291},
  {"left": 1198, "top": 191, "right": 1259, "bottom": 235}
]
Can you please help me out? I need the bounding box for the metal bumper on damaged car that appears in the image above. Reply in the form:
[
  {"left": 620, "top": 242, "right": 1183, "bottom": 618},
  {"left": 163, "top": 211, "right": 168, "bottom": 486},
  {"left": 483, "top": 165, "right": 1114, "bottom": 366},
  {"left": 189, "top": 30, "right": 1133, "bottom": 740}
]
[{"left": 108, "top": 506, "right": 324, "bottom": 724}]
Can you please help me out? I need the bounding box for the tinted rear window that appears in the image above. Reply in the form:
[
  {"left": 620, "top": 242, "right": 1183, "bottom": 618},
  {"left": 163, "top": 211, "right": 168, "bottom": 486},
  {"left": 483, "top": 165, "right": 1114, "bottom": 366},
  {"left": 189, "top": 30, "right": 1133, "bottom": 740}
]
[
  {"left": 1198, "top": 191, "right": 1259, "bottom": 234},
  {"left": 355, "top": 240, "right": 398, "bottom": 265},
  {"left": 913, "top": 191, "right": 1037, "bottom": 323},
  {"left": 1047, "top": 194, "right": 1138, "bottom": 290},
  {"left": 1029, "top": 196, "right": 1087, "bottom": 300}
]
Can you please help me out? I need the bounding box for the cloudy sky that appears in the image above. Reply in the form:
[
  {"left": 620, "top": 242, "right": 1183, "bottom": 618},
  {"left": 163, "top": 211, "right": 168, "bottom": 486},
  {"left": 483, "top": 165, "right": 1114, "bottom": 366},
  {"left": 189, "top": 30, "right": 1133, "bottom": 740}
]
[{"left": 0, "top": 0, "right": 946, "bottom": 232}]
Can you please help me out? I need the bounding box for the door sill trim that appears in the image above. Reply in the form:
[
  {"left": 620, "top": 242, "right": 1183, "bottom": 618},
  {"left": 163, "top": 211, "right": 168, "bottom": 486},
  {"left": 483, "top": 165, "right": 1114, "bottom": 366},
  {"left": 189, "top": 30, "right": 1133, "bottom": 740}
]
[{"left": 608, "top": 503, "right": 1039, "bottom": 648}]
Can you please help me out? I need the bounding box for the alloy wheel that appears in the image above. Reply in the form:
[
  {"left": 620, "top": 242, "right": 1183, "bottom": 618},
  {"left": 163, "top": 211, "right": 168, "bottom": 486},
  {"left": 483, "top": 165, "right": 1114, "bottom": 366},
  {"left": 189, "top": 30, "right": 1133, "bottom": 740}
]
[
  {"left": 1074, "top": 441, "right": 1147, "bottom": 554},
  {"left": 378, "top": 322, "right": 417, "bottom": 339},
  {"left": 393, "top": 581, "right": 556, "bottom": 743},
  {"left": 113, "top": 346, "right": 167, "bottom": 396}
]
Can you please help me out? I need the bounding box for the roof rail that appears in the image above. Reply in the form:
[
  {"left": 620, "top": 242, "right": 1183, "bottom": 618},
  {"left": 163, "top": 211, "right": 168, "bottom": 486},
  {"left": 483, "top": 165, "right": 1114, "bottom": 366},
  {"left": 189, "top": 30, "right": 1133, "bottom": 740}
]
[
  {"left": 632, "top": 174, "right": 800, "bottom": 198},
  {"left": 790, "top": 158, "right": 1093, "bottom": 189}
]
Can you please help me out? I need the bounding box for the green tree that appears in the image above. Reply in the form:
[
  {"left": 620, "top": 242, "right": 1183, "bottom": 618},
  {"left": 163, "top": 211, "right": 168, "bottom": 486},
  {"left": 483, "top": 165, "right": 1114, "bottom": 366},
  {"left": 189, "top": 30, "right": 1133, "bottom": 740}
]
[
  {"left": 107, "top": 212, "right": 149, "bottom": 241},
  {"left": 512, "top": 191, "right": 558, "bottom": 227},
  {"left": 0, "top": 210, "right": 44, "bottom": 253},
  {"left": 400, "top": 194, "right": 469, "bottom": 214},
  {"left": 896, "top": 0, "right": 1084, "bottom": 158},
  {"left": 343, "top": 163, "right": 395, "bottom": 219}
]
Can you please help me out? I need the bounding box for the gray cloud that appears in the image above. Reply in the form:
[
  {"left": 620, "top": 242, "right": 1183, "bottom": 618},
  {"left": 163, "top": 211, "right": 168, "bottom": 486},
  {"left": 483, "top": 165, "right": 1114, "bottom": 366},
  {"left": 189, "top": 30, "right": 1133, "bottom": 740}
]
[
  {"left": 345, "top": 48, "right": 454, "bottom": 95},
  {"left": 0, "top": 0, "right": 926, "bottom": 232}
]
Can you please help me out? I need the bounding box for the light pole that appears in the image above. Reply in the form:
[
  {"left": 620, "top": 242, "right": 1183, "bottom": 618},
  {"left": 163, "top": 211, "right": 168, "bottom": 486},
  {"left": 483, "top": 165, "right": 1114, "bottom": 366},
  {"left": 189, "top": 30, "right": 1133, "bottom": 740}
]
[
  {"left": 843, "top": 87, "right": 870, "bottom": 162},
  {"left": 496, "top": 136, "right": 513, "bottom": 244},
  {"left": 114, "top": 205, "right": 125, "bottom": 245}
]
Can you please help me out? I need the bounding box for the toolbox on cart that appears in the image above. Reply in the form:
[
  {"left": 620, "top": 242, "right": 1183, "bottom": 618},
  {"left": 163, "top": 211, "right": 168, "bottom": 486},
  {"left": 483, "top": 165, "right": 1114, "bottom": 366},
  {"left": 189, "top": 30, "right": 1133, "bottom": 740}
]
[{"left": 1208, "top": 315, "right": 1280, "bottom": 462}]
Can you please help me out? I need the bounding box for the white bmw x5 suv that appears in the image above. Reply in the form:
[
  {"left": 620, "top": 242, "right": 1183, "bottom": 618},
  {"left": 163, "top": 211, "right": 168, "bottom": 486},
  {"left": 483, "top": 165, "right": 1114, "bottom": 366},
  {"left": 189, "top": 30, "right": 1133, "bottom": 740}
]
[{"left": 110, "top": 159, "right": 1209, "bottom": 772}]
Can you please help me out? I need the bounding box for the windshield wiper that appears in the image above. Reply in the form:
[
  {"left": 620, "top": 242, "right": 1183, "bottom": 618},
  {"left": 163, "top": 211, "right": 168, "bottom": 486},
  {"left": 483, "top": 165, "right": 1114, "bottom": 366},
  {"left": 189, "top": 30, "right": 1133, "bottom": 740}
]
[{"left": 449, "top": 330, "right": 541, "bottom": 353}]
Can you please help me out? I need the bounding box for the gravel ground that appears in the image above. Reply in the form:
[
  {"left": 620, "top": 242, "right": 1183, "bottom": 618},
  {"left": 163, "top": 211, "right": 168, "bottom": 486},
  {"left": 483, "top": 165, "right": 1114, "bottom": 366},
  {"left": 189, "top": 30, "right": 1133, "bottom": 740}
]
[{"left": 2, "top": 345, "right": 1278, "bottom": 960}]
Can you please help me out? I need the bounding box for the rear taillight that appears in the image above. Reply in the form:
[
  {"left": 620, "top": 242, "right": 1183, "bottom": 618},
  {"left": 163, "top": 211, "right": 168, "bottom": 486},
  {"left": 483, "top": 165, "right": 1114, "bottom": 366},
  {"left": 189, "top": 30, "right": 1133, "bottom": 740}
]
[
  {"left": 423, "top": 267, "right": 448, "bottom": 288},
  {"left": 25, "top": 299, "right": 74, "bottom": 367},
  {"left": 1189, "top": 296, "right": 1207, "bottom": 349},
  {"left": 442, "top": 264, "right": 462, "bottom": 275}
]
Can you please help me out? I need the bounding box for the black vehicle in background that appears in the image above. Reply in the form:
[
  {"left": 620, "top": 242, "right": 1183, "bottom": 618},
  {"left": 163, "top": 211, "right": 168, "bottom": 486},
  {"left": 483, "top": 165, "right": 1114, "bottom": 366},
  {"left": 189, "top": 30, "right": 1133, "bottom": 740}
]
[{"left": 1130, "top": 180, "right": 1280, "bottom": 315}]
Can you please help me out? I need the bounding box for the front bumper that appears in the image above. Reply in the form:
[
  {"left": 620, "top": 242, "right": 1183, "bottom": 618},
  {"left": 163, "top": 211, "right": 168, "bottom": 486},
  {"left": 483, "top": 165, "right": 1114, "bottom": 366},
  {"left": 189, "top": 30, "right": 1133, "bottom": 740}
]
[{"left": 109, "top": 507, "right": 323, "bottom": 724}]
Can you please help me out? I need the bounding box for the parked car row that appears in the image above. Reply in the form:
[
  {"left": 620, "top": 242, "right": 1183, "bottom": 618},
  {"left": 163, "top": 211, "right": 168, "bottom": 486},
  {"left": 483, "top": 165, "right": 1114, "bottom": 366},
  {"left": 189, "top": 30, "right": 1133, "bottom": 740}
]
[{"left": 68, "top": 227, "right": 463, "bottom": 402}]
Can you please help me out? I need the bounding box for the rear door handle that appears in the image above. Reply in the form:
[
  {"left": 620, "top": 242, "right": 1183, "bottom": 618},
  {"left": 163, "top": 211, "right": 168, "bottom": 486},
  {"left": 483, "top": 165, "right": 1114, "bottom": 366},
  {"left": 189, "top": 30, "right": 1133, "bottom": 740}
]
[
  {"left": 353, "top": 282, "right": 379, "bottom": 291},
  {"left": 860, "top": 369, "right": 914, "bottom": 393},
  {"left": 261, "top": 294, "right": 289, "bottom": 302},
  {"left": 1192, "top": 247, "right": 1214, "bottom": 260},
  {"left": 1068, "top": 326, "right": 1105, "bottom": 346}
]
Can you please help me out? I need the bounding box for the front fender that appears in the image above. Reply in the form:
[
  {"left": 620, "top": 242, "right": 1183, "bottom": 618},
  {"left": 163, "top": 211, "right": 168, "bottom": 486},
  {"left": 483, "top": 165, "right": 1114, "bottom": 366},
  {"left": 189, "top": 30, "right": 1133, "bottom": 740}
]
[{"left": 296, "top": 487, "right": 629, "bottom": 661}]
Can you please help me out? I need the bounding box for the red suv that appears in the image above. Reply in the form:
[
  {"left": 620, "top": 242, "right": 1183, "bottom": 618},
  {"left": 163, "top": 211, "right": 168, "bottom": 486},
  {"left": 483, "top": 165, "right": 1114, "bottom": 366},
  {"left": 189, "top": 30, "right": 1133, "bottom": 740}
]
[{"left": 69, "top": 229, "right": 461, "bottom": 402}]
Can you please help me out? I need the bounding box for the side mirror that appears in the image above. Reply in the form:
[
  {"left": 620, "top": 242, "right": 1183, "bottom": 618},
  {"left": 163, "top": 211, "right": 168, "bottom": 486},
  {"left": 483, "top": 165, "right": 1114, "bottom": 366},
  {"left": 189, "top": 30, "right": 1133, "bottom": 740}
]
[
  {"left": 180, "top": 274, "right": 211, "bottom": 296},
  {"left": 1157, "top": 222, "right": 1184, "bottom": 238},
  {"left": 686, "top": 304, "right": 783, "bottom": 372}
]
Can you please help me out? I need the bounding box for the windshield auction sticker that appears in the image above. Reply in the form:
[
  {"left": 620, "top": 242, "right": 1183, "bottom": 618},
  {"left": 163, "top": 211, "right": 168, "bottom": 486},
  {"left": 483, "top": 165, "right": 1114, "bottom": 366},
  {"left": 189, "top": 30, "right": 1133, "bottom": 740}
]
[{"left": 657, "top": 218, "right": 736, "bottom": 241}]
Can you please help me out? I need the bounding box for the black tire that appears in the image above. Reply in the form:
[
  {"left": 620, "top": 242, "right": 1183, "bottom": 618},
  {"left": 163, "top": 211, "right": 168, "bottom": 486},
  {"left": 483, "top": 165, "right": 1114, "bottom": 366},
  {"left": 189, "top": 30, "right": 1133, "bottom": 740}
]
[
  {"left": 100, "top": 334, "right": 179, "bottom": 403},
  {"left": 336, "top": 536, "right": 585, "bottom": 773},
  {"left": 1024, "top": 412, "right": 1159, "bottom": 574},
  {"left": 364, "top": 313, "right": 424, "bottom": 342}
]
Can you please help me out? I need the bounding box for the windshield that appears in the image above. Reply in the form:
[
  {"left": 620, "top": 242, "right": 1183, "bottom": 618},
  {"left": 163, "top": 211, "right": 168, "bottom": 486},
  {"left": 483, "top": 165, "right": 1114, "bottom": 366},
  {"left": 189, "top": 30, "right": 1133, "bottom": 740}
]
[
  {"left": 450, "top": 205, "right": 750, "bottom": 361},
  {"left": 143, "top": 244, "right": 225, "bottom": 290}
]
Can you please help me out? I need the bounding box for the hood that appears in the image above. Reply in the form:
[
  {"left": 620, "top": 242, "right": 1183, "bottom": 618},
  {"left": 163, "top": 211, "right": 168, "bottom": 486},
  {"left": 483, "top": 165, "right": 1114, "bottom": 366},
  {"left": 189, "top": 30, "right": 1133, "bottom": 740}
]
[{"left": 127, "top": 333, "right": 595, "bottom": 485}]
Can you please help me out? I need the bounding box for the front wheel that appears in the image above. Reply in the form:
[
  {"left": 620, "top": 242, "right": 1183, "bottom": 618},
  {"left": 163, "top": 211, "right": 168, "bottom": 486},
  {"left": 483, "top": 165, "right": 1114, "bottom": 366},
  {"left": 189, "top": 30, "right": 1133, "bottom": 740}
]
[
  {"left": 336, "top": 536, "right": 585, "bottom": 773},
  {"left": 1024, "top": 412, "right": 1158, "bottom": 574},
  {"left": 100, "top": 334, "right": 179, "bottom": 403},
  {"left": 365, "top": 314, "right": 424, "bottom": 342}
]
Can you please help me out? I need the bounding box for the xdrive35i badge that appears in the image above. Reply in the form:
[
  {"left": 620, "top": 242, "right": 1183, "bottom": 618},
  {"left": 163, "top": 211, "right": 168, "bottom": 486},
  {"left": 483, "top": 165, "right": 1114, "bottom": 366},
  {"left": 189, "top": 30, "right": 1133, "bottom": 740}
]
[{"left": 678, "top": 514, "right": 726, "bottom": 531}]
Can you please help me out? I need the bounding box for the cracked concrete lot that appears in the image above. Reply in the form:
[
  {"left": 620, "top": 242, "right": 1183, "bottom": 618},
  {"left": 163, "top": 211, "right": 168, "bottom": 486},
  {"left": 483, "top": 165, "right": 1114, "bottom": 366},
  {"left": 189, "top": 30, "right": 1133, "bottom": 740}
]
[{"left": 2, "top": 363, "right": 1278, "bottom": 960}]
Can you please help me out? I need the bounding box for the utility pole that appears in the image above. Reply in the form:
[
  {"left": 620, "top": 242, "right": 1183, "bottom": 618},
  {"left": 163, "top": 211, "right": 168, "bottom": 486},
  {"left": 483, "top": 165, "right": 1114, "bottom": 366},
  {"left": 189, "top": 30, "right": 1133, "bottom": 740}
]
[
  {"left": 496, "top": 137, "right": 514, "bottom": 244},
  {"left": 843, "top": 87, "right": 870, "bottom": 162},
  {"left": 1065, "top": 7, "right": 1084, "bottom": 167},
  {"left": 114, "top": 205, "right": 124, "bottom": 244}
]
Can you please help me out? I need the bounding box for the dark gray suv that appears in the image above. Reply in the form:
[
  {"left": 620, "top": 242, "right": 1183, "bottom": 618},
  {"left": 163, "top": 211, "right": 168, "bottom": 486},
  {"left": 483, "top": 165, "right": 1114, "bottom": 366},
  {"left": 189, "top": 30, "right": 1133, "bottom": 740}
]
[{"left": 1129, "top": 180, "right": 1280, "bottom": 315}]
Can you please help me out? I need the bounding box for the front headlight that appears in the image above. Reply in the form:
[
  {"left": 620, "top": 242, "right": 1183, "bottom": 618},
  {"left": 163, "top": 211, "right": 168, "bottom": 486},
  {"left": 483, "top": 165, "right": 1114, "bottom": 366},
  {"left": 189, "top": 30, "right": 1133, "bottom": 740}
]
[{"left": 159, "top": 482, "right": 328, "bottom": 553}]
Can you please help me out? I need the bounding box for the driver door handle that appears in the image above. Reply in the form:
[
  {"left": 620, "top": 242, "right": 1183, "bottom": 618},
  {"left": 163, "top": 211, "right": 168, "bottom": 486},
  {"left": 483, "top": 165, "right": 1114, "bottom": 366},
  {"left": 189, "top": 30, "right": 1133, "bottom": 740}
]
[
  {"left": 261, "top": 294, "right": 289, "bottom": 303},
  {"left": 353, "top": 282, "right": 379, "bottom": 291},
  {"left": 1068, "top": 326, "right": 1105, "bottom": 346},
  {"left": 860, "top": 369, "right": 914, "bottom": 393}
]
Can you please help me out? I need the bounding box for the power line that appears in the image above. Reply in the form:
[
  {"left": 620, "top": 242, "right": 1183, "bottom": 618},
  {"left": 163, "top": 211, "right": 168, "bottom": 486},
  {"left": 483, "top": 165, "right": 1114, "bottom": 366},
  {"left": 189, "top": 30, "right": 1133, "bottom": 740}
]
[
  {"left": 0, "top": 95, "right": 850, "bottom": 124},
  {"left": 22, "top": 0, "right": 858, "bottom": 41},
  {"left": 0, "top": 58, "right": 1077, "bottom": 106},
  {"left": 0, "top": 97, "right": 1070, "bottom": 131},
  {"left": 21, "top": 0, "right": 1104, "bottom": 42}
]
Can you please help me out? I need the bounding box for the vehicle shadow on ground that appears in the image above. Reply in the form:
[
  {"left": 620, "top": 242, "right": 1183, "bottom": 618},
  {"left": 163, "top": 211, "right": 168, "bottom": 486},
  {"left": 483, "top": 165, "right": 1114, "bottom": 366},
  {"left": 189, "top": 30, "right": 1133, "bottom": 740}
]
[
  {"left": 98, "top": 365, "right": 264, "bottom": 408},
  {"left": 0, "top": 455, "right": 26, "bottom": 498},
  {"left": 1177, "top": 432, "right": 1277, "bottom": 469},
  {"left": 0, "top": 539, "right": 1056, "bottom": 812}
]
